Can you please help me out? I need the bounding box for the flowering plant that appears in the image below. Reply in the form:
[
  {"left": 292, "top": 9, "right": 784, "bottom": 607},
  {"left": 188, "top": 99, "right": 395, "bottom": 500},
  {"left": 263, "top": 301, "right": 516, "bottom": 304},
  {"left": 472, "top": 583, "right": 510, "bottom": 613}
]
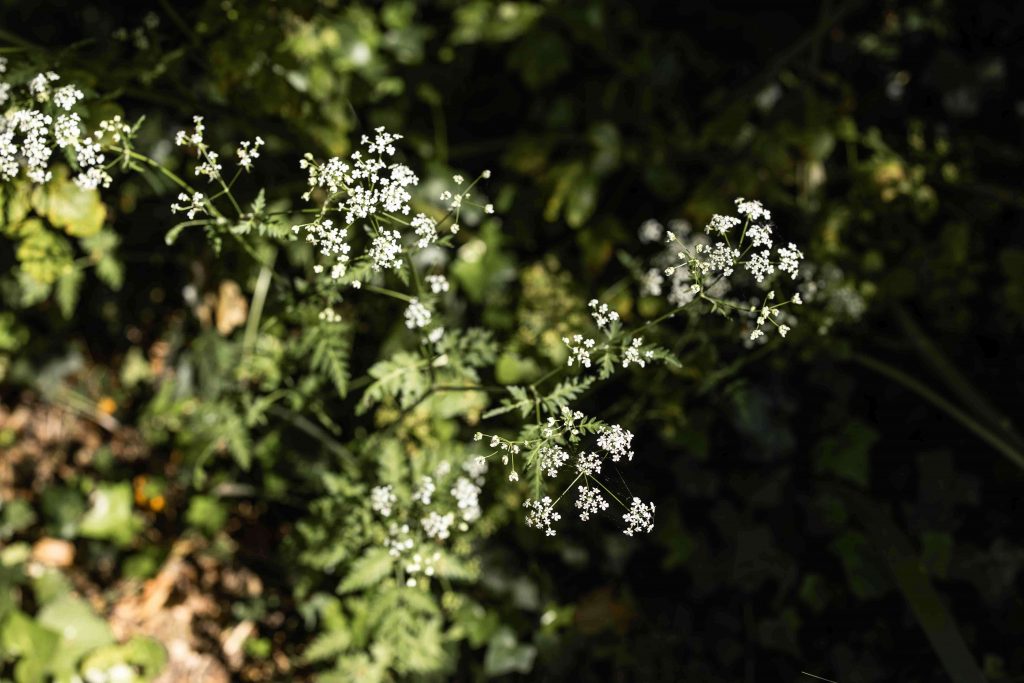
[{"left": 0, "top": 58, "right": 834, "bottom": 680}]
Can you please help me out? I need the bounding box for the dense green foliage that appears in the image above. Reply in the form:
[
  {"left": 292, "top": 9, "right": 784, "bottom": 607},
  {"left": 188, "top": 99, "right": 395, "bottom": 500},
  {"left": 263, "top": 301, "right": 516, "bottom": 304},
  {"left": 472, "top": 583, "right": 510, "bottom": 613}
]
[{"left": 2, "top": 1, "right": 1023, "bottom": 681}]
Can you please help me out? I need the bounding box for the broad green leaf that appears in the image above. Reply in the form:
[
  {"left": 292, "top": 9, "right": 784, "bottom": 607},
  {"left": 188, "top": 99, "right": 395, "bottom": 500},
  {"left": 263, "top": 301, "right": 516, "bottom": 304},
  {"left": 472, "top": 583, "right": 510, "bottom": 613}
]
[
  {"left": 484, "top": 626, "right": 536, "bottom": 676},
  {"left": 31, "top": 167, "right": 106, "bottom": 238},
  {"left": 79, "top": 482, "right": 141, "bottom": 546}
]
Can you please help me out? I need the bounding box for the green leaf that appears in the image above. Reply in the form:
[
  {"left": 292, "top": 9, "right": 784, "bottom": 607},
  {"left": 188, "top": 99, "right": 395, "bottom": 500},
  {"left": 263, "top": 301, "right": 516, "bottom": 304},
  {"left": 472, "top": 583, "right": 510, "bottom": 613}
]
[
  {"left": 356, "top": 352, "right": 427, "bottom": 415},
  {"left": 185, "top": 496, "right": 228, "bottom": 536},
  {"left": 303, "top": 629, "right": 352, "bottom": 664},
  {"left": 55, "top": 266, "right": 84, "bottom": 319},
  {"left": 337, "top": 548, "right": 394, "bottom": 594},
  {"left": 37, "top": 594, "right": 115, "bottom": 677},
  {"left": 15, "top": 221, "right": 74, "bottom": 285},
  {"left": 484, "top": 626, "right": 536, "bottom": 676},
  {"left": 310, "top": 322, "right": 352, "bottom": 399},
  {"left": 814, "top": 420, "right": 878, "bottom": 487},
  {"left": 79, "top": 637, "right": 167, "bottom": 682},
  {"left": 482, "top": 385, "right": 531, "bottom": 420},
  {"left": 79, "top": 482, "right": 141, "bottom": 546},
  {"left": 1, "top": 610, "right": 59, "bottom": 661},
  {"left": 31, "top": 167, "right": 106, "bottom": 238}
]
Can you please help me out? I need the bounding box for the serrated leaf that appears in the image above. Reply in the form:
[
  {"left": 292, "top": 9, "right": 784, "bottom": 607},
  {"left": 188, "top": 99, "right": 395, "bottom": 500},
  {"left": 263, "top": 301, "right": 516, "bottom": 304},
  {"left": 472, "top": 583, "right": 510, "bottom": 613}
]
[
  {"left": 303, "top": 629, "right": 352, "bottom": 664},
  {"left": 310, "top": 323, "right": 352, "bottom": 399},
  {"left": 482, "top": 385, "right": 532, "bottom": 420},
  {"left": 338, "top": 548, "right": 393, "bottom": 594},
  {"left": 356, "top": 352, "right": 427, "bottom": 415},
  {"left": 540, "top": 376, "right": 595, "bottom": 416}
]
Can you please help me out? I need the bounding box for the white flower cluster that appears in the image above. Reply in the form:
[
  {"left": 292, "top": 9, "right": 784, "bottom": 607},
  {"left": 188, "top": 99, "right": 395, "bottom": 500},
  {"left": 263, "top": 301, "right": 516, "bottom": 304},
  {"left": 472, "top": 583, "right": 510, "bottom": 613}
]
[
  {"left": 596, "top": 424, "right": 634, "bottom": 462},
  {"left": 643, "top": 198, "right": 807, "bottom": 343},
  {"left": 426, "top": 274, "right": 449, "bottom": 294},
  {"left": 523, "top": 496, "right": 561, "bottom": 536},
  {"left": 170, "top": 192, "right": 207, "bottom": 220},
  {"left": 575, "top": 486, "right": 609, "bottom": 521},
  {"left": 511, "top": 409, "right": 653, "bottom": 537},
  {"left": 370, "top": 485, "right": 397, "bottom": 518},
  {"left": 576, "top": 451, "right": 602, "bottom": 476},
  {"left": 588, "top": 298, "right": 619, "bottom": 330},
  {"left": 562, "top": 334, "right": 595, "bottom": 368},
  {"left": 236, "top": 136, "right": 264, "bottom": 172},
  {"left": 621, "top": 337, "right": 654, "bottom": 369},
  {"left": 0, "top": 67, "right": 122, "bottom": 188},
  {"left": 404, "top": 298, "right": 432, "bottom": 330},
  {"left": 299, "top": 219, "right": 351, "bottom": 279},
  {"left": 371, "top": 454, "right": 486, "bottom": 586},
  {"left": 623, "top": 497, "right": 656, "bottom": 536},
  {"left": 538, "top": 445, "right": 570, "bottom": 477},
  {"left": 300, "top": 127, "right": 418, "bottom": 223}
]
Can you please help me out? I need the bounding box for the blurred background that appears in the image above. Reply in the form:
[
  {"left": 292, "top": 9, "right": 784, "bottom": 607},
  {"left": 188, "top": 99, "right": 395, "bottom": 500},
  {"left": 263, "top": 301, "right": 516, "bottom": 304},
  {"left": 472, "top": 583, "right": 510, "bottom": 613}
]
[{"left": 2, "top": 1, "right": 1023, "bottom": 681}]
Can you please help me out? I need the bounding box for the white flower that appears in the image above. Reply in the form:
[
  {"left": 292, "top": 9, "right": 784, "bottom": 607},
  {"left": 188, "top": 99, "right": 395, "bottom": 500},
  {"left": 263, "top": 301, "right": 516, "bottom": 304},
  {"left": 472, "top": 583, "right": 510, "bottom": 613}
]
[
  {"left": 411, "top": 213, "right": 438, "bottom": 248},
  {"left": 575, "top": 486, "right": 609, "bottom": 521},
  {"left": 563, "top": 334, "right": 595, "bottom": 368},
  {"left": 734, "top": 197, "right": 771, "bottom": 221},
  {"left": 413, "top": 475, "right": 435, "bottom": 505},
  {"left": 538, "top": 445, "right": 570, "bottom": 478},
  {"left": 52, "top": 85, "right": 83, "bottom": 111},
  {"left": 195, "top": 150, "right": 222, "bottom": 179},
  {"left": 28, "top": 71, "right": 59, "bottom": 102},
  {"left": 777, "top": 242, "right": 803, "bottom": 279},
  {"left": 236, "top": 136, "right": 264, "bottom": 171},
  {"left": 422, "top": 511, "right": 455, "bottom": 540},
  {"left": 404, "top": 298, "right": 432, "bottom": 330},
  {"left": 576, "top": 451, "right": 602, "bottom": 476},
  {"left": 524, "top": 496, "right": 561, "bottom": 536},
  {"left": 745, "top": 249, "right": 775, "bottom": 283},
  {"left": 175, "top": 115, "right": 205, "bottom": 147},
  {"left": 426, "top": 274, "right": 449, "bottom": 294},
  {"left": 451, "top": 477, "right": 481, "bottom": 523},
  {"left": 369, "top": 229, "right": 403, "bottom": 271},
  {"left": 463, "top": 455, "right": 488, "bottom": 482},
  {"left": 170, "top": 192, "right": 207, "bottom": 220},
  {"left": 53, "top": 113, "right": 82, "bottom": 147},
  {"left": 706, "top": 214, "right": 740, "bottom": 235},
  {"left": 641, "top": 268, "right": 664, "bottom": 297},
  {"left": 370, "top": 485, "right": 396, "bottom": 517},
  {"left": 74, "top": 166, "right": 112, "bottom": 190},
  {"left": 638, "top": 219, "right": 664, "bottom": 244},
  {"left": 588, "top": 299, "right": 619, "bottom": 329},
  {"left": 746, "top": 223, "right": 773, "bottom": 248},
  {"left": 299, "top": 219, "right": 351, "bottom": 279},
  {"left": 623, "top": 497, "right": 655, "bottom": 536},
  {"left": 621, "top": 337, "right": 654, "bottom": 369},
  {"left": 597, "top": 424, "right": 634, "bottom": 461},
  {"left": 98, "top": 116, "right": 132, "bottom": 143}
]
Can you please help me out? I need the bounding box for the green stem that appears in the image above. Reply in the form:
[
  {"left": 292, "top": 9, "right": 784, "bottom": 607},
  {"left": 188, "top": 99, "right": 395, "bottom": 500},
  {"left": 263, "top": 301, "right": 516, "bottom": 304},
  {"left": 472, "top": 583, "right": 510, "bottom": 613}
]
[{"left": 853, "top": 352, "right": 1024, "bottom": 473}]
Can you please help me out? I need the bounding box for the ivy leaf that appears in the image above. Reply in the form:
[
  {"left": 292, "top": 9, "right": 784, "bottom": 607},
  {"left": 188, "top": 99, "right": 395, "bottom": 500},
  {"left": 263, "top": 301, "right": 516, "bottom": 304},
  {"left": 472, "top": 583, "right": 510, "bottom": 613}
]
[
  {"left": 31, "top": 166, "right": 106, "bottom": 237},
  {"left": 338, "top": 548, "right": 394, "bottom": 594},
  {"left": 15, "top": 221, "right": 74, "bottom": 285}
]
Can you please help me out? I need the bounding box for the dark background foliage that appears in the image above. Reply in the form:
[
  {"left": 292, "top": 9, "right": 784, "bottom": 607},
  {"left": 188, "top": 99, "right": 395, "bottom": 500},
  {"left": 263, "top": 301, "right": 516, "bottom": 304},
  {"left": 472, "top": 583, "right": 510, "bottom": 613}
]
[{"left": 2, "top": 1, "right": 1023, "bottom": 681}]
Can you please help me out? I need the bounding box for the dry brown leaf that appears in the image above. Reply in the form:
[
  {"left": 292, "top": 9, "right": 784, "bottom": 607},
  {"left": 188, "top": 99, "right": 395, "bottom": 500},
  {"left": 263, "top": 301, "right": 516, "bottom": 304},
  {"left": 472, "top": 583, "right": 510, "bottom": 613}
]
[{"left": 215, "top": 280, "right": 248, "bottom": 336}]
